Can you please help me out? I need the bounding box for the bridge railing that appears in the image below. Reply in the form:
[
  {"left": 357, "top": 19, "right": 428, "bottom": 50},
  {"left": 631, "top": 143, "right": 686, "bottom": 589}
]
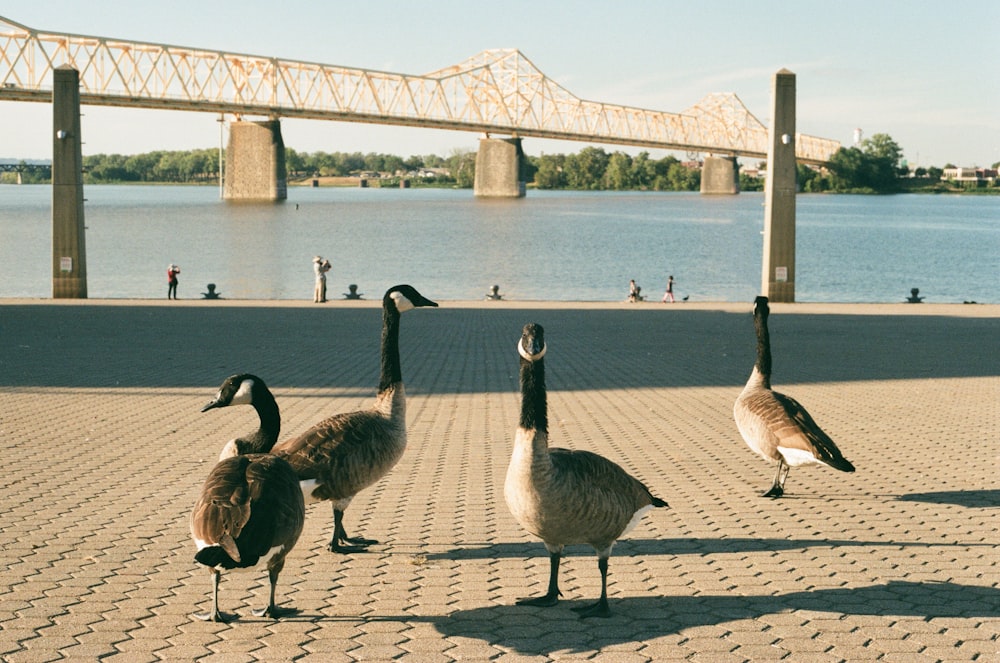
[{"left": 0, "top": 16, "right": 840, "bottom": 163}]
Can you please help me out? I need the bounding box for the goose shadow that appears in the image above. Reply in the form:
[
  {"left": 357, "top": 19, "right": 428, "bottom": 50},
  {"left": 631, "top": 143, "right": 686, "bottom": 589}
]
[
  {"left": 428, "top": 581, "right": 1000, "bottom": 655},
  {"left": 423, "top": 536, "right": 993, "bottom": 561},
  {"left": 896, "top": 489, "right": 1000, "bottom": 508}
]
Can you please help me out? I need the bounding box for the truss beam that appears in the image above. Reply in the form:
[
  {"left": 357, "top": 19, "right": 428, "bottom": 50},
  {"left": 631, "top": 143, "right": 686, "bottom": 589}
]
[{"left": 0, "top": 16, "right": 840, "bottom": 163}]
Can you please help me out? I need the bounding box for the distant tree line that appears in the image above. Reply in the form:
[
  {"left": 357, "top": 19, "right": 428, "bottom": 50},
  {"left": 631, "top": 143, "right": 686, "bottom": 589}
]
[
  {"left": 528, "top": 148, "right": 702, "bottom": 191},
  {"left": 3, "top": 132, "right": 994, "bottom": 193},
  {"left": 797, "top": 133, "right": 908, "bottom": 193},
  {"left": 799, "top": 133, "right": 998, "bottom": 193},
  {"left": 81, "top": 149, "right": 220, "bottom": 183}
]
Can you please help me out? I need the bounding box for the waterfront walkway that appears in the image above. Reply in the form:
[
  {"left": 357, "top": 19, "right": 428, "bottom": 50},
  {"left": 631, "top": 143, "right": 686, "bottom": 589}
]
[{"left": 1, "top": 298, "right": 997, "bottom": 662}]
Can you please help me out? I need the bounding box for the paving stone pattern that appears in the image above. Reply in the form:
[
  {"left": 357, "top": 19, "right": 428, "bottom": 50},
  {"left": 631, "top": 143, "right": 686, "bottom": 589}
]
[{"left": 0, "top": 300, "right": 997, "bottom": 662}]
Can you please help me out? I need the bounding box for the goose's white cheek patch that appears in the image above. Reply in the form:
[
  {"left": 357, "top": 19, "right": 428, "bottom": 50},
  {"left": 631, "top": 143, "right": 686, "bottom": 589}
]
[
  {"left": 231, "top": 379, "right": 255, "bottom": 405},
  {"left": 390, "top": 292, "right": 414, "bottom": 312}
]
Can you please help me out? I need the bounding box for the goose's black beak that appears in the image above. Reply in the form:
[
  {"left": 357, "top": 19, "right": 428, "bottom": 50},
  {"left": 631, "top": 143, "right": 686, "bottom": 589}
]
[{"left": 201, "top": 399, "right": 222, "bottom": 412}]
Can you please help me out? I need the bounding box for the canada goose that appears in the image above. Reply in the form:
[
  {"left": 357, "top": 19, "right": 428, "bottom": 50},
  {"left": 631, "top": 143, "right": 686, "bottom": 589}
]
[
  {"left": 272, "top": 284, "right": 438, "bottom": 553},
  {"left": 504, "top": 322, "right": 668, "bottom": 618},
  {"left": 733, "top": 296, "right": 855, "bottom": 497},
  {"left": 191, "top": 374, "right": 305, "bottom": 622}
]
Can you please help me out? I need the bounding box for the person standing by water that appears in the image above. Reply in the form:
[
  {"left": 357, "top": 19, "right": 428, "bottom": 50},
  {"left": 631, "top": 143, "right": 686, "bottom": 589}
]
[
  {"left": 628, "top": 279, "right": 643, "bottom": 302},
  {"left": 661, "top": 275, "right": 676, "bottom": 303},
  {"left": 167, "top": 264, "right": 180, "bottom": 300},
  {"left": 313, "top": 256, "right": 332, "bottom": 303}
]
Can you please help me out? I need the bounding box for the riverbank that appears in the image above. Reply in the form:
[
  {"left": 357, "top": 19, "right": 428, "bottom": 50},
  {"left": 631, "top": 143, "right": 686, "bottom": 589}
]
[{"left": 3, "top": 296, "right": 999, "bottom": 316}]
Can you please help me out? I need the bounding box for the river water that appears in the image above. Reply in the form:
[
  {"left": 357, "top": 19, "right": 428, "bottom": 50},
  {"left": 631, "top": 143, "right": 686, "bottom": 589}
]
[{"left": 1, "top": 185, "right": 997, "bottom": 303}]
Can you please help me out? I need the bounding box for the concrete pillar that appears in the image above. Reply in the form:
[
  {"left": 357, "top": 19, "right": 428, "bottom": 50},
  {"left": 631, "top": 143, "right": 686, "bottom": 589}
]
[
  {"left": 52, "top": 66, "right": 87, "bottom": 299},
  {"left": 474, "top": 137, "right": 525, "bottom": 198},
  {"left": 761, "top": 69, "right": 796, "bottom": 303},
  {"left": 223, "top": 119, "right": 287, "bottom": 201},
  {"left": 700, "top": 155, "right": 739, "bottom": 194}
]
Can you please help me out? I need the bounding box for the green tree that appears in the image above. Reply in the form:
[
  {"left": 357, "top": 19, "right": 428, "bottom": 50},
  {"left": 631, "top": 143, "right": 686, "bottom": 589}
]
[
  {"left": 122, "top": 152, "right": 158, "bottom": 181},
  {"left": 533, "top": 153, "right": 567, "bottom": 189},
  {"left": 84, "top": 153, "right": 132, "bottom": 182},
  {"left": 665, "top": 161, "right": 699, "bottom": 191},
  {"left": 286, "top": 148, "right": 304, "bottom": 176},
  {"left": 827, "top": 147, "right": 868, "bottom": 190},
  {"left": 863, "top": 133, "right": 903, "bottom": 165},
  {"left": 155, "top": 152, "right": 189, "bottom": 182},
  {"left": 824, "top": 133, "right": 906, "bottom": 192},
  {"left": 563, "top": 146, "right": 609, "bottom": 190},
  {"left": 861, "top": 133, "right": 903, "bottom": 190},
  {"left": 649, "top": 155, "right": 678, "bottom": 190},
  {"left": 629, "top": 151, "right": 655, "bottom": 189},
  {"left": 796, "top": 164, "right": 827, "bottom": 192},
  {"left": 741, "top": 169, "right": 766, "bottom": 192},
  {"left": 344, "top": 152, "right": 366, "bottom": 174},
  {"left": 603, "top": 151, "right": 634, "bottom": 190},
  {"left": 448, "top": 149, "right": 476, "bottom": 188}
]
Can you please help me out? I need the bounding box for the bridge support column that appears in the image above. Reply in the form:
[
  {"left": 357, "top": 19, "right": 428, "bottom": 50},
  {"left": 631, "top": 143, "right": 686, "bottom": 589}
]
[
  {"left": 52, "top": 66, "right": 87, "bottom": 299},
  {"left": 474, "top": 137, "right": 525, "bottom": 198},
  {"left": 761, "top": 69, "right": 796, "bottom": 303},
  {"left": 223, "top": 119, "right": 287, "bottom": 201},
  {"left": 700, "top": 156, "right": 739, "bottom": 194}
]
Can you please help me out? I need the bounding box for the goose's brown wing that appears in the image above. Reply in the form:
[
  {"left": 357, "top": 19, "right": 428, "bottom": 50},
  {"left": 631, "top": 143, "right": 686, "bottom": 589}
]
[
  {"left": 272, "top": 410, "right": 398, "bottom": 500},
  {"left": 273, "top": 410, "right": 376, "bottom": 476},
  {"left": 191, "top": 455, "right": 305, "bottom": 568},
  {"left": 191, "top": 456, "right": 253, "bottom": 563},
  {"left": 541, "top": 448, "right": 662, "bottom": 546},
  {"left": 773, "top": 391, "right": 854, "bottom": 472}
]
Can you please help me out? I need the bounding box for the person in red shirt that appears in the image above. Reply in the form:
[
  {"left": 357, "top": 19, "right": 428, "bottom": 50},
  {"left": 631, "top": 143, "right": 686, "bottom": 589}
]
[{"left": 167, "top": 264, "right": 180, "bottom": 299}]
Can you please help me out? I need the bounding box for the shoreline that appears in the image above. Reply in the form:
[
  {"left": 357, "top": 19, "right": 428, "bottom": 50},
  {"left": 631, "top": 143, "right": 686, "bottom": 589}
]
[{"left": 2, "top": 296, "right": 997, "bottom": 317}]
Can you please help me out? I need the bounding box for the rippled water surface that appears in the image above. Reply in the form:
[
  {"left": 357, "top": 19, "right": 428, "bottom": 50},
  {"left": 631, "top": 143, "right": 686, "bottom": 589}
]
[{"left": 2, "top": 185, "right": 996, "bottom": 303}]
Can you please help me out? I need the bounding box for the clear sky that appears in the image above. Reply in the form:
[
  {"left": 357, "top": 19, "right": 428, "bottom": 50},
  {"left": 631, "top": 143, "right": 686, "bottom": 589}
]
[{"left": 2, "top": 0, "right": 997, "bottom": 167}]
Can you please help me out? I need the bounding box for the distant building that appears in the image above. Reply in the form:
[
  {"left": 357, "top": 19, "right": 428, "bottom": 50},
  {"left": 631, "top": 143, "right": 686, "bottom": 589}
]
[
  {"left": 942, "top": 167, "right": 996, "bottom": 185},
  {"left": 404, "top": 167, "right": 451, "bottom": 179}
]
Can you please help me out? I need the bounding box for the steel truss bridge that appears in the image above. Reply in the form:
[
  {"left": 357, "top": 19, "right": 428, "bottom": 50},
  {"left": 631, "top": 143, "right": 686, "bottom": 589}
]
[{"left": 0, "top": 15, "right": 839, "bottom": 163}]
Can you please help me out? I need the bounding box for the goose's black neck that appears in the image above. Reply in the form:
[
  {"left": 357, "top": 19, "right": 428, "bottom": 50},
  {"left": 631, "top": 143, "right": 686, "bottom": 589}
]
[
  {"left": 242, "top": 388, "right": 281, "bottom": 454},
  {"left": 519, "top": 357, "right": 548, "bottom": 433},
  {"left": 753, "top": 309, "right": 773, "bottom": 388},
  {"left": 378, "top": 305, "right": 403, "bottom": 393}
]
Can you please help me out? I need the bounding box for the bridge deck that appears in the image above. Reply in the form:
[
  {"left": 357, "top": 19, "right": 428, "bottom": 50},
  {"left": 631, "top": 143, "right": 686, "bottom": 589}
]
[{"left": 0, "top": 16, "right": 839, "bottom": 163}]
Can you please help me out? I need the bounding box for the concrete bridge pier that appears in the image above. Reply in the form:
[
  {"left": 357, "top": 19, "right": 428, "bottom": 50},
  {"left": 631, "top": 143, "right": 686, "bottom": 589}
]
[
  {"left": 223, "top": 119, "right": 287, "bottom": 201},
  {"left": 700, "top": 156, "right": 739, "bottom": 194},
  {"left": 474, "top": 136, "right": 526, "bottom": 197},
  {"left": 761, "top": 69, "right": 797, "bottom": 303},
  {"left": 51, "top": 65, "right": 87, "bottom": 298}
]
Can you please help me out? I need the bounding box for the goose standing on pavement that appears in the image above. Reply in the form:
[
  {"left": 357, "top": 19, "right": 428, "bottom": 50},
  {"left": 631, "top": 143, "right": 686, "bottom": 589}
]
[
  {"left": 191, "top": 374, "right": 305, "bottom": 622},
  {"left": 733, "top": 296, "right": 855, "bottom": 497},
  {"left": 504, "top": 322, "right": 668, "bottom": 618},
  {"left": 272, "top": 284, "right": 438, "bottom": 553}
]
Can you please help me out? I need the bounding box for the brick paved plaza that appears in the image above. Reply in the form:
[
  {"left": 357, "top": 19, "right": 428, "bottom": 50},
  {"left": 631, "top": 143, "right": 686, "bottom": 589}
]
[{"left": 1, "top": 298, "right": 997, "bottom": 661}]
